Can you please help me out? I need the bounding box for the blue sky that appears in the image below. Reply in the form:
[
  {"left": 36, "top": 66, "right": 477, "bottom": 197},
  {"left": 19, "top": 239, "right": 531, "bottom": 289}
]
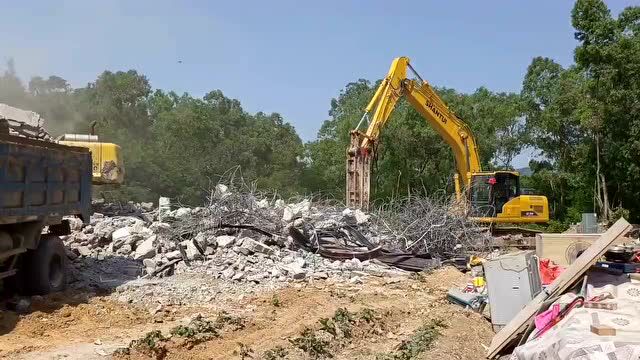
[{"left": 1, "top": 0, "right": 637, "bottom": 150}]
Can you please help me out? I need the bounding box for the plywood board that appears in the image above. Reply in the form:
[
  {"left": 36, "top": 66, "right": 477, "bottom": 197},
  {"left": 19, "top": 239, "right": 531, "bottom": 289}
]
[
  {"left": 535, "top": 233, "right": 626, "bottom": 266},
  {"left": 487, "top": 218, "right": 631, "bottom": 359}
]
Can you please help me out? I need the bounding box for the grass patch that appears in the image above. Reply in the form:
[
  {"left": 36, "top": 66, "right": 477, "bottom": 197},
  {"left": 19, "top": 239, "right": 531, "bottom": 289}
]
[
  {"left": 263, "top": 345, "right": 289, "bottom": 359},
  {"left": 377, "top": 319, "right": 447, "bottom": 360},
  {"left": 279, "top": 308, "right": 382, "bottom": 359},
  {"left": 289, "top": 327, "right": 333, "bottom": 359},
  {"left": 115, "top": 330, "right": 168, "bottom": 360},
  {"left": 216, "top": 310, "right": 246, "bottom": 331},
  {"left": 169, "top": 314, "right": 220, "bottom": 348},
  {"left": 359, "top": 308, "right": 376, "bottom": 324},
  {"left": 271, "top": 294, "right": 281, "bottom": 307},
  {"left": 318, "top": 307, "right": 356, "bottom": 338}
]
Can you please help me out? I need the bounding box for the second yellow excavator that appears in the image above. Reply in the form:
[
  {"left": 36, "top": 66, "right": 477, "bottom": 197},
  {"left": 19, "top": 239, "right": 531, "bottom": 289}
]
[{"left": 346, "top": 57, "right": 549, "bottom": 224}]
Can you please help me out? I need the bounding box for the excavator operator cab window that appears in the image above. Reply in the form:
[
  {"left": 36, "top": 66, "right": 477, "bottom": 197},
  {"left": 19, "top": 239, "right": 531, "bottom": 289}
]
[
  {"left": 492, "top": 172, "right": 520, "bottom": 215},
  {"left": 469, "top": 175, "right": 494, "bottom": 218},
  {"left": 469, "top": 172, "right": 520, "bottom": 218}
]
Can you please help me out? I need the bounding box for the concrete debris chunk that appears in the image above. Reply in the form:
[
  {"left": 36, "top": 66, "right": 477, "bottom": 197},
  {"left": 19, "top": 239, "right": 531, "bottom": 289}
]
[
  {"left": 143, "top": 258, "right": 156, "bottom": 274},
  {"left": 158, "top": 197, "right": 171, "bottom": 220},
  {"left": 67, "top": 217, "right": 84, "bottom": 231},
  {"left": 112, "top": 227, "right": 131, "bottom": 242},
  {"left": 174, "top": 207, "right": 192, "bottom": 219},
  {"left": 216, "top": 235, "right": 236, "bottom": 248},
  {"left": 232, "top": 271, "right": 245, "bottom": 281},
  {"left": 166, "top": 250, "right": 182, "bottom": 260},
  {"left": 221, "top": 267, "right": 235, "bottom": 279},
  {"left": 342, "top": 208, "right": 370, "bottom": 225},
  {"left": 241, "top": 237, "right": 274, "bottom": 255},
  {"left": 194, "top": 232, "right": 208, "bottom": 250},
  {"left": 284, "top": 265, "right": 306, "bottom": 280},
  {"left": 181, "top": 239, "right": 203, "bottom": 261},
  {"left": 77, "top": 246, "right": 92, "bottom": 257},
  {"left": 134, "top": 235, "right": 157, "bottom": 260},
  {"left": 282, "top": 199, "right": 311, "bottom": 222}
]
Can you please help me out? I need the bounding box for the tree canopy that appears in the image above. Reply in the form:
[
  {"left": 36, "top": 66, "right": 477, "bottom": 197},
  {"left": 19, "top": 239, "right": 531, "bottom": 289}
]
[{"left": 0, "top": 0, "right": 638, "bottom": 223}]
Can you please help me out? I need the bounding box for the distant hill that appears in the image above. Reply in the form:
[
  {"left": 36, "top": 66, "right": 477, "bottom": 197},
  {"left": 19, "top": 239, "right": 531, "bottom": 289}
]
[{"left": 516, "top": 167, "right": 532, "bottom": 176}]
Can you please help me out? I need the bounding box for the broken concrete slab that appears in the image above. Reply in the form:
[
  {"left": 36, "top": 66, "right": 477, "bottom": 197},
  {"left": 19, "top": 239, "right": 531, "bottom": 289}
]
[
  {"left": 111, "top": 227, "right": 131, "bottom": 242},
  {"left": 216, "top": 235, "right": 236, "bottom": 248},
  {"left": 174, "top": 207, "right": 192, "bottom": 219},
  {"left": 181, "top": 240, "right": 203, "bottom": 261},
  {"left": 77, "top": 246, "right": 92, "bottom": 257},
  {"left": 241, "top": 237, "right": 274, "bottom": 255},
  {"left": 166, "top": 250, "right": 182, "bottom": 260},
  {"left": 282, "top": 199, "right": 311, "bottom": 222},
  {"left": 134, "top": 235, "right": 157, "bottom": 260}
]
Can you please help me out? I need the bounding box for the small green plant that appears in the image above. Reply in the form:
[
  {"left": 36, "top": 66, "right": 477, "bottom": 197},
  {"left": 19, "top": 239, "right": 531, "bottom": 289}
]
[
  {"left": 289, "top": 328, "right": 333, "bottom": 359},
  {"left": 359, "top": 308, "right": 376, "bottom": 323},
  {"left": 190, "top": 314, "right": 219, "bottom": 334},
  {"left": 127, "top": 330, "right": 168, "bottom": 359},
  {"left": 376, "top": 319, "right": 447, "bottom": 360},
  {"left": 332, "top": 308, "right": 355, "bottom": 338},
  {"left": 318, "top": 308, "right": 363, "bottom": 339},
  {"left": 169, "top": 315, "right": 220, "bottom": 348},
  {"left": 271, "top": 294, "right": 281, "bottom": 307},
  {"left": 216, "top": 310, "right": 246, "bottom": 330},
  {"left": 234, "top": 342, "right": 254, "bottom": 359},
  {"left": 263, "top": 345, "right": 289, "bottom": 360},
  {"left": 318, "top": 317, "right": 337, "bottom": 337},
  {"left": 170, "top": 325, "right": 197, "bottom": 338}
]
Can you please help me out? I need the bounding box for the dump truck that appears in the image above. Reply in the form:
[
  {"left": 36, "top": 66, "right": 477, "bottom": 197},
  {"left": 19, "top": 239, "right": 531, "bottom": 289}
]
[{"left": 0, "top": 104, "right": 124, "bottom": 294}]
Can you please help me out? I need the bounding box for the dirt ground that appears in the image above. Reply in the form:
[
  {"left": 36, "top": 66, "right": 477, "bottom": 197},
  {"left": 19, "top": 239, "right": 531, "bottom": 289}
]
[{"left": 0, "top": 267, "right": 493, "bottom": 360}]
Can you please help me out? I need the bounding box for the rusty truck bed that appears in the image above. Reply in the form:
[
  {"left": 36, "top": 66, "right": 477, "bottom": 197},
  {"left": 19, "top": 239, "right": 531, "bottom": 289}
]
[{"left": 0, "top": 134, "right": 92, "bottom": 224}]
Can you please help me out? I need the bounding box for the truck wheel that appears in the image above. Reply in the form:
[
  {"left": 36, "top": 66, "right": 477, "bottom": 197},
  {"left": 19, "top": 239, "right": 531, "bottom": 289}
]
[{"left": 24, "top": 235, "right": 67, "bottom": 295}]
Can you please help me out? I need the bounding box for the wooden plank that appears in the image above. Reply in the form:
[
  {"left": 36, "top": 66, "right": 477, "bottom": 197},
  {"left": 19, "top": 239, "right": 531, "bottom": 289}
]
[
  {"left": 534, "top": 233, "right": 622, "bottom": 266},
  {"left": 487, "top": 218, "right": 631, "bottom": 359}
]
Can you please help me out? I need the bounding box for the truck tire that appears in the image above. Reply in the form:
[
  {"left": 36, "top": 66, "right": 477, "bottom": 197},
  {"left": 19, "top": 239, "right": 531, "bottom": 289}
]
[{"left": 24, "top": 235, "right": 67, "bottom": 295}]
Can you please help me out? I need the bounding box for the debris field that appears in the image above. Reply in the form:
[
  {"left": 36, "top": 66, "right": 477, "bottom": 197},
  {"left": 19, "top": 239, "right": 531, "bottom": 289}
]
[{"left": 0, "top": 183, "right": 495, "bottom": 359}]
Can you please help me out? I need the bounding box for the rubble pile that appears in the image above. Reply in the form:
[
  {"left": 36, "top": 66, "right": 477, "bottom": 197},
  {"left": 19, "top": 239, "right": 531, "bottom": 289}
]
[
  {"left": 63, "top": 184, "right": 488, "bottom": 291},
  {"left": 372, "top": 196, "right": 491, "bottom": 255}
]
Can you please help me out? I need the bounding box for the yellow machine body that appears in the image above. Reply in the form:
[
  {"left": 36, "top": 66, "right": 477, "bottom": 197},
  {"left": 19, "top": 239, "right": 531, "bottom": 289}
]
[{"left": 59, "top": 139, "right": 124, "bottom": 185}]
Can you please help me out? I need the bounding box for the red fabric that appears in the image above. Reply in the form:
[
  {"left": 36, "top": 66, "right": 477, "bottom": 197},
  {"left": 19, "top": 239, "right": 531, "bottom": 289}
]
[{"left": 539, "top": 258, "right": 566, "bottom": 285}]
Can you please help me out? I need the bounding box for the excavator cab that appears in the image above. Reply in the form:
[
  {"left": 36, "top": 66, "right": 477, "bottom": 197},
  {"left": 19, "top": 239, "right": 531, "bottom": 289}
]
[{"left": 469, "top": 171, "right": 548, "bottom": 224}]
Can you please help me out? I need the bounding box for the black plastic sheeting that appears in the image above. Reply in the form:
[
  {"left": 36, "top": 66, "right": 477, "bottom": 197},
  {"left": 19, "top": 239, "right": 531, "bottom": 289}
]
[{"left": 288, "top": 225, "right": 441, "bottom": 272}]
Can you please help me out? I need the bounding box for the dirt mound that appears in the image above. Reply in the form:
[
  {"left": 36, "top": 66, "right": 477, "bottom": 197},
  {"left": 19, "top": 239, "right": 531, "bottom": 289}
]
[
  {"left": 0, "top": 293, "right": 151, "bottom": 358},
  {"left": 113, "top": 267, "right": 492, "bottom": 360}
]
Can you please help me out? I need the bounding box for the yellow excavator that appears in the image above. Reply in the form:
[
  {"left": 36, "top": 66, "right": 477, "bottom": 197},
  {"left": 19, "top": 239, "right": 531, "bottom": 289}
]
[{"left": 346, "top": 57, "right": 549, "bottom": 224}]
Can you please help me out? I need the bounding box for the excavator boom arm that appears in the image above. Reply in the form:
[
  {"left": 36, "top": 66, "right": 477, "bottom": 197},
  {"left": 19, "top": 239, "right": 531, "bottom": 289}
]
[{"left": 347, "top": 57, "right": 482, "bottom": 208}]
